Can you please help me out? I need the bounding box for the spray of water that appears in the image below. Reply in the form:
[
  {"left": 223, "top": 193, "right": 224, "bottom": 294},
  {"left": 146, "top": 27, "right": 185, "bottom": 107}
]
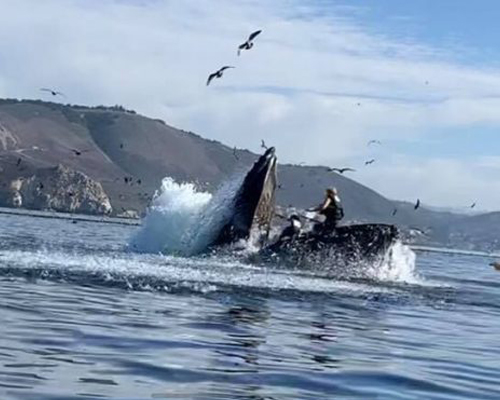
[
  {"left": 129, "top": 176, "right": 244, "bottom": 255},
  {"left": 187, "top": 175, "right": 244, "bottom": 255},
  {"left": 370, "top": 241, "right": 420, "bottom": 283},
  {"left": 129, "top": 178, "right": 212, "bottom": 254}
]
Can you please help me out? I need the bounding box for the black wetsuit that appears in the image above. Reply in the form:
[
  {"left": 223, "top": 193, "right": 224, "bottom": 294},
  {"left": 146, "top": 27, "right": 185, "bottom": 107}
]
[
  {"left": 314, "top": 198, "right": 344, "bottom": 235},
  {"left": 321, "top": 201, "right": 344, "bottom": 229}
]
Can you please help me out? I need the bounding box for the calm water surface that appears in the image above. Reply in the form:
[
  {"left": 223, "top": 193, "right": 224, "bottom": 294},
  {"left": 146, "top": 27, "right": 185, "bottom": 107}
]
[{"left": 0, "top": 213, "right": 499, "bottom": 399}]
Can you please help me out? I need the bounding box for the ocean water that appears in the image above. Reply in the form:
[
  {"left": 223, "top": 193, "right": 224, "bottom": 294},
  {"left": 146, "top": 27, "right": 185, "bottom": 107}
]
[{"left": 0, "top": 211, "right": 499, "bottom": 400}]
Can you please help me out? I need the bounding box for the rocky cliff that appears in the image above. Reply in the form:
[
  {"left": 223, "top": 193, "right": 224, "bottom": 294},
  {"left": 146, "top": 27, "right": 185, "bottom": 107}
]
[{"left": 2, "top": 164, "right": 112, "bottom": 215}]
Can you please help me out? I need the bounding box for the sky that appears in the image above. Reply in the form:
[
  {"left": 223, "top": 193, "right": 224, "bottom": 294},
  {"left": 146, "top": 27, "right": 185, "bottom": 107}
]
[{"left": 0, "top": 0, "right": 499, "bottom": 211}]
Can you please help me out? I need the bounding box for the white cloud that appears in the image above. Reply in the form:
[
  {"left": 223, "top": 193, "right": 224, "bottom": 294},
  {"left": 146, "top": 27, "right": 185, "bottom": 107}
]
[{"left": 0, "top": 0, "right": 499, "bottom": 210}]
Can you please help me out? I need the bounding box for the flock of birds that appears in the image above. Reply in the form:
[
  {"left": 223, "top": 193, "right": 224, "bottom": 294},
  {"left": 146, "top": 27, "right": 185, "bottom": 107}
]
[
  {"left": 206, "top": 30, "right": 262, "bottom": 86},
  {"left": 34, "top": 29, "right": 454, "bottom": 217},
  {"left": 202, "top": 30, "right": 481, "bottom": 218},
  {"left": 324, "top": 138, "right": 478, "bottom": 216}
]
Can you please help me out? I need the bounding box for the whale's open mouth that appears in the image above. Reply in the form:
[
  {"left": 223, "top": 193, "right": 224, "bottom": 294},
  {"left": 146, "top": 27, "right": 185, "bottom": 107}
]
[{"left": 209, "top": 147, "right": 277, "bottom": 248}]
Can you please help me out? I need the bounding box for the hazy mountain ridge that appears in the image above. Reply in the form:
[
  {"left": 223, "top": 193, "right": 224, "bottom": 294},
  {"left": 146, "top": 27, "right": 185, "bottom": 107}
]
[{"left": 0, "top": 98, "right": 497, "bottom": 251}]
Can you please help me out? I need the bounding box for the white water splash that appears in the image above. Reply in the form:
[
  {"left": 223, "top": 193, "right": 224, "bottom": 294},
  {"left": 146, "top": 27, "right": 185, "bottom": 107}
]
[
  {"left": 129, "top": 178, "right": 212, "bottom": 254},
  {"left": 0, "top": 248, "right": 392, "bottom": 295},
  {"left": 187, "top": 175, "right": 243, "bottom": 255},
  {"left": 129, "top": 176, "right": 244, "bottom": 255},
  {"left": 372, "top": 241, "right": 420, "bottom": 283}
]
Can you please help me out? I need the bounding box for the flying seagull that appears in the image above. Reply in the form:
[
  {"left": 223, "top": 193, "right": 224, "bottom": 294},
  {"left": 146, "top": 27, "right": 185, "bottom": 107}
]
[
  {"left": 392, "top": 208, "right": 398, "bottom": 216},
  {"left": 206, "top": 66, "right": 235, "bottom": 86},
  {"left": 16, "top": 158, "right": 21, "bottom": 167},
  {"left": 40, "top": 88, "right": 65, "bottom": 97},
  {"left": 327, "top": 167, "right": 355, "bottom": 174},
  {"left": 70, "top": 148, "right": 90, "bottom": 156},
  {"left": 368, "top": 140, "right": 382, "bottom": 146},
  {"left": 261, "top": 139, "right": 268, "bottom": 150},
  {"left": 238, "top": 30, "right": 262, "bottom": 56},
  {"left": 365, "top": 159, "right": 376, "bottom": 165},
  {"left": 470, "top": 202, "right": 476, "bottom": 209},
  {"left": 414, "top": 199, "right": 420, "bottom": 210}
]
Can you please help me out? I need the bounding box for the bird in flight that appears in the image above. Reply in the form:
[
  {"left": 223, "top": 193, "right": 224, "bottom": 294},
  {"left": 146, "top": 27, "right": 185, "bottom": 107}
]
[
  {"left": 261, "top": 139, "right": 268, "bottom": 150},
  {"left": 392, "top": 208, "right": 398, "bottom": 216},
  {"left": 70, "top": 148, "right": 90, "bottom": 156},
  {"left": 365, "top": 159, "right": 376, "bottom": 165},
  {"left": 40, "top": 88, "right": 65, "bottom": 97},
  {"left": 207, "top": 66, "right": 235, "bottom": 86},
  {"left": 16, "top": 158, "right": 21, "bottom": 167},
  {"left": 470, "top": 202, "right": 476, "bottom": 209},
  {"left": 327, "top": 167, "right": 355, "bottom": 174},
  {"left": 367, "top": 140, "right": 382, "bottom": 146},
  {"left": 414, "top": 199, "right": 420, "bottom": 210},
  {"left": 238, "top": 30, "right": 262, "bottom": 56}
]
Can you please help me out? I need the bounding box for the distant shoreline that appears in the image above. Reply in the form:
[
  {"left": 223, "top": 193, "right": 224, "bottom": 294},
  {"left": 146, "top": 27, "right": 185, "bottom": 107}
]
[
  {"left": 0, "top": 207, "right": 141, "bottom": 226},
  {"left": 412, "top": 245, "right": 499, "bottom": 259}
]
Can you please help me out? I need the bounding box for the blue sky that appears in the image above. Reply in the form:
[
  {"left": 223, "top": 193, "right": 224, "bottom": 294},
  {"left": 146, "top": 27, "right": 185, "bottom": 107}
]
[
  {"left": 335, "top": 0, "right": 500, "bottom": 64},
  {"left": 0, "top": 0, "right": 499, "bottom": 210},
  {"left": 332, "top": 0, "right": 500, "bottom": 162}
]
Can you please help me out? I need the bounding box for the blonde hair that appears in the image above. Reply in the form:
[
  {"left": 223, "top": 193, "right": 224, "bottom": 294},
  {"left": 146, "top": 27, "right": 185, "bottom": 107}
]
[{"left": 325, "top": 188, "right": 337, "bottom": 198}]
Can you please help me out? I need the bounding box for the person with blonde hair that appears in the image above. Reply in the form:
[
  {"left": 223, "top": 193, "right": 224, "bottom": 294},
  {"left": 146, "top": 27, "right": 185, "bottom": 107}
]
[{"left": 308, "top": 187, "right": 344, "bottom": 234}]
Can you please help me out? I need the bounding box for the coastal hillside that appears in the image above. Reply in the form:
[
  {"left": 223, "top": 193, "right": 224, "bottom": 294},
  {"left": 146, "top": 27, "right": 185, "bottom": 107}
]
[{"left": 0, "top": 98, "right": 497, "bottom": 251}]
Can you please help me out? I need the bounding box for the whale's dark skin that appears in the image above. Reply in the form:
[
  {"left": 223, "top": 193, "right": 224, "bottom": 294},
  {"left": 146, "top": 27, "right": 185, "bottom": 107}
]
[
  {"left": 209, "top": 147, "right": 277, "bottom": 248},
  {"left": 262, "top": 223, "right": 399, "bottom": 265}
]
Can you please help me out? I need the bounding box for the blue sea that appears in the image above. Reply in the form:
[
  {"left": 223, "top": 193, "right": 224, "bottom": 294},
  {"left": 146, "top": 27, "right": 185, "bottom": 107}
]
[{"left": 0, "top": 211, "right": 499, "bottom": 400}]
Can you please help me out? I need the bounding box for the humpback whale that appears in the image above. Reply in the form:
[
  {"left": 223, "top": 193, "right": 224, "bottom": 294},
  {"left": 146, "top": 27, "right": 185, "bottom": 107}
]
[
  {"left": 204, "top": 146, "right": 398, "bottom": 266},
  {"left": 208, "top": 147, "right": 277, "bottom": 249}
]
